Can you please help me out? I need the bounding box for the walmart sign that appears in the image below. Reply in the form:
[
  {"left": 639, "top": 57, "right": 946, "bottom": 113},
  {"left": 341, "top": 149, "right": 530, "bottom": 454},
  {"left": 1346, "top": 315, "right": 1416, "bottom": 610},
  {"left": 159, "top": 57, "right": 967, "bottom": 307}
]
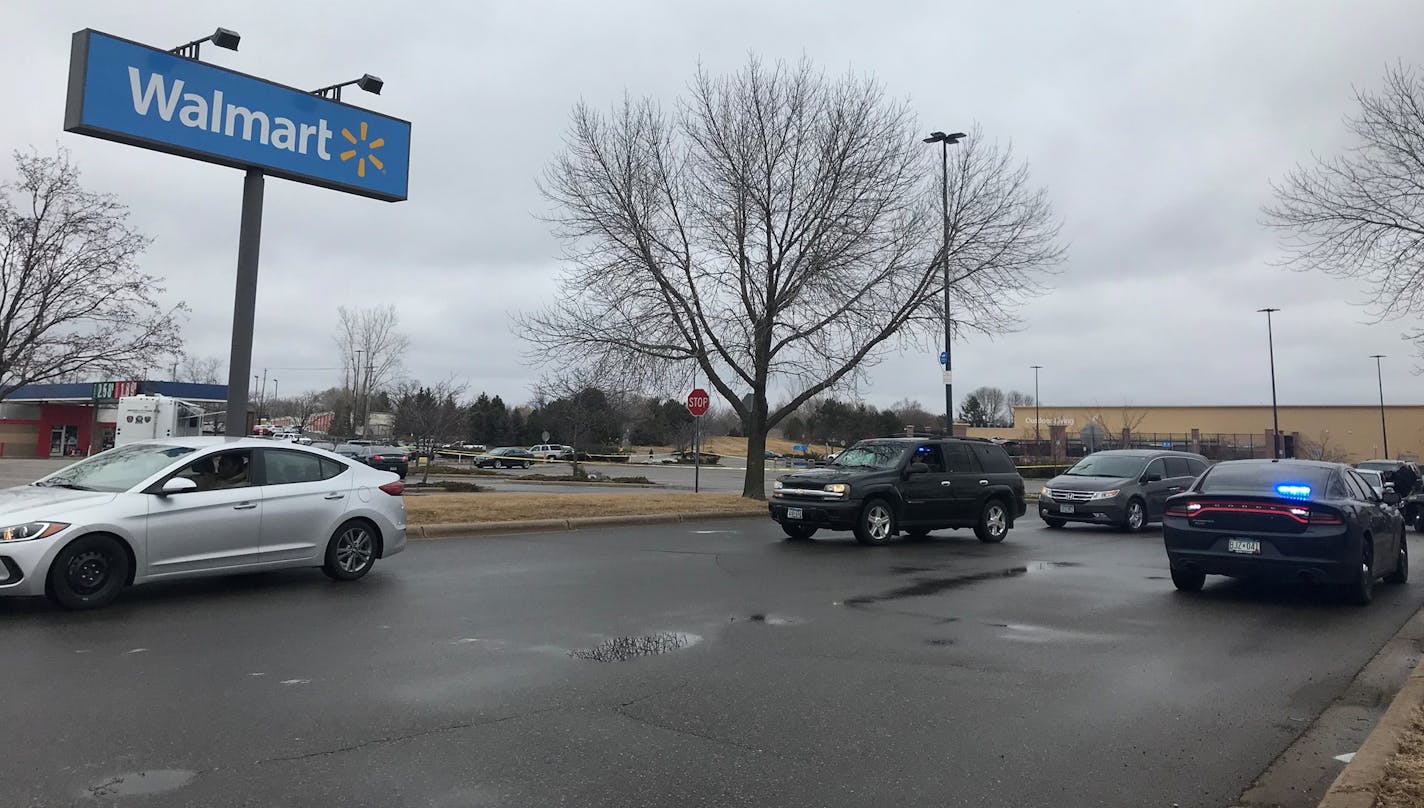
[{"left": 64, "top": 30, "right": 410, "bottom": 202}]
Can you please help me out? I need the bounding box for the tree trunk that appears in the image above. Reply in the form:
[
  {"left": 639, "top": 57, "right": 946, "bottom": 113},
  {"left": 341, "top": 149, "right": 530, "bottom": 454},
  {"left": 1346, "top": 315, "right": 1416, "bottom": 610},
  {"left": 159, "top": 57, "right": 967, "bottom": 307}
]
[{"left": 742, "top": 411, "right": 768, "bottom": 499}]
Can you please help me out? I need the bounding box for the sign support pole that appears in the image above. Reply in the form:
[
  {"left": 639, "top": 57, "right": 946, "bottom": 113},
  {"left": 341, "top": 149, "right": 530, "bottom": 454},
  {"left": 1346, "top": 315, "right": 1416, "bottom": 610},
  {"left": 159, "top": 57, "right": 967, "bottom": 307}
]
[
  {"left": 223, "top": 169, "right": 264, "bottom": 436},
  {"left": 693, "top": 368, "right": 700, "bottom": 494}
]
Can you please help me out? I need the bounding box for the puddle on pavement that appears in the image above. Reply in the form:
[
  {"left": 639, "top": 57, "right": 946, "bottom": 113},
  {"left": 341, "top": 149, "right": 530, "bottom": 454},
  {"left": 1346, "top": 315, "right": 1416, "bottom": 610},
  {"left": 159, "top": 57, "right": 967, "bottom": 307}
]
[
  {"left": 991, "top": 622, "right": 1112, "bottom": 644},
  {"left": 86, "top": 770, "right": 196, "bottom": 798},
  {"left": 744, "top": 613, "right": 802, "bottom": 626},
  {"left": 569, "top": 632, "right": 701, "bottom": 662},
  {"left": 844, "top": 562, "right": 1080, "bottom": 606}
]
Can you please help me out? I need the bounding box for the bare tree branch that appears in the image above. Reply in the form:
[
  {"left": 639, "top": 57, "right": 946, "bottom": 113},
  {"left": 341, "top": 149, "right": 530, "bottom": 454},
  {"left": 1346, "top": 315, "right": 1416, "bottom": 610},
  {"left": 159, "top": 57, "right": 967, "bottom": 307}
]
[
  {"left": 1265, "top": 63, "right": 1424, "bottom": 365},
  {"left": 0, "top": 148, "right": 185, "bottom": 397},
  {"left": 519, "top": 58, "right": 1063, "bottom": 497}
]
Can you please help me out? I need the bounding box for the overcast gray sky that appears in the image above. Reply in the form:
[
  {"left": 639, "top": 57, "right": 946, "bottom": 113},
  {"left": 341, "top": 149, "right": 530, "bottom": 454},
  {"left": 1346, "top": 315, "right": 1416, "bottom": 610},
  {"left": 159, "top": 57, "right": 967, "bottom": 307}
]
[{"left": 5, "top": 1, "right": 1423, "bottom": 412}]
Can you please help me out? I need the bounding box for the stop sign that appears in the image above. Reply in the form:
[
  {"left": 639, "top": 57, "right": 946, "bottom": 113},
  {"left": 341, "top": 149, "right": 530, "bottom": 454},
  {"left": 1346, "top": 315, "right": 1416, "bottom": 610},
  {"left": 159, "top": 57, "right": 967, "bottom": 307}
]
[{"left": 686, "top": 388, "right": 710, "bottom": 417}]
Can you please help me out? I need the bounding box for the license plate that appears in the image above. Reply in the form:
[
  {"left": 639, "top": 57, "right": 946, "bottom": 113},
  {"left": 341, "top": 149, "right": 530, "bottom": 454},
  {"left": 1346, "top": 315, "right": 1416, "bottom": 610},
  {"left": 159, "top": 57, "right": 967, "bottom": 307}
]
[
  {"left": 1228, "top": 539, "right": 1261, "bottom": 555},
  {"left": 1059, "top": 504, "right": 1075, "bottom": 514},
  {"left": 787, "top": 507, "right": 803, "bottom": 520}
]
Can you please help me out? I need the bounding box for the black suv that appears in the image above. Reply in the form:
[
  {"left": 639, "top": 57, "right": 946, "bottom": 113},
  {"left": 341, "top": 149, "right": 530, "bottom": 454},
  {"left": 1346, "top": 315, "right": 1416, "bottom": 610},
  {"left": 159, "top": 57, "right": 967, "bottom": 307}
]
[{"left": 768, "top": 437, "right": 1028, "bottom": 545}]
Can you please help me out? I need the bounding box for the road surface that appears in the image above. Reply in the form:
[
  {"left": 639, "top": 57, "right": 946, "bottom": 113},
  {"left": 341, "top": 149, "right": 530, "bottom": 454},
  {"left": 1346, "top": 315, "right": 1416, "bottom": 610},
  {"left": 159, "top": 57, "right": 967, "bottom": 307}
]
[{"left": 1, "top": 517, "right": 1418, "bottom": 807}]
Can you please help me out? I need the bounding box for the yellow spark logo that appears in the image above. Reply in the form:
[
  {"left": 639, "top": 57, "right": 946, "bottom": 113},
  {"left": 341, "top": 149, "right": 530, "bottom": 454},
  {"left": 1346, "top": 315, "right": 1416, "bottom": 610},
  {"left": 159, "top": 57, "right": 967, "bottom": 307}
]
[{"left": 339, "top": 122, "right": 385, "bottom": 179}]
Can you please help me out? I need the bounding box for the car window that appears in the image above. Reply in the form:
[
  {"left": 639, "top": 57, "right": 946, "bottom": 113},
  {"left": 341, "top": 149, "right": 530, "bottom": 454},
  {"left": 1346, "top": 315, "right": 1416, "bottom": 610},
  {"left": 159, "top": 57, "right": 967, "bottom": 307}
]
[
  {"left": 264, "top": 449, "right": 344, "bottom": 485},
  {"left": 1143, "top": 458, "right": 1166, "bottom": 480},
  {"left": 1198, "top": 463, "right": 1334, "bottom": 497},
  {"left": 1187, "top": 458, "right": 1207, "bottom": 476},
  {"left": 970, "top": 443, "right": 1017, "bottom": 473},
  {"left": 1164, "top": 457, "right": 1193, "bottom": 478},
  {"left": 833, "top": 442, "right": 908, "bottom": 470},
  {"left": 172, "top": 450, "right": 254, "bottom": 491},
  {"left": 1346, "top": 470, "right": 1379, "bottom": 501},
  {"left": 1064, "top": 454, "right": 1145, "bottom": 478},
  {"left": 1327, "top": 473, "right": 1352, "bottom": 500},
  {"left": 913, "top": 444, "right": 946, "bottom": 473},
  {"left": 35, "top": 443, "right": 198, "bottom": 493},
  {"left": 943, "top": 442, "right": 978, "bottom": 473}
]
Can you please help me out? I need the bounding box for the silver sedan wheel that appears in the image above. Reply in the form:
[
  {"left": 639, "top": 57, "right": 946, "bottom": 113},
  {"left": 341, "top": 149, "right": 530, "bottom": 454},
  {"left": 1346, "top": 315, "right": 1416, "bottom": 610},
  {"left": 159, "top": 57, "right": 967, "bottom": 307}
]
[{"left": 334, "top": 526, "right": 374, "bottom": 574}]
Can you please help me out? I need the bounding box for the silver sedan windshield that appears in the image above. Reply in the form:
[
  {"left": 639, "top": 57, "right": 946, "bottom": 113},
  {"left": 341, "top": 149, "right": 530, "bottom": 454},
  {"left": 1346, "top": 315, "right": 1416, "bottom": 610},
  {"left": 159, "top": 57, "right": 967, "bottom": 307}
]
[{"left": 35, "top": 443, "right": 197, "bottom": 492}]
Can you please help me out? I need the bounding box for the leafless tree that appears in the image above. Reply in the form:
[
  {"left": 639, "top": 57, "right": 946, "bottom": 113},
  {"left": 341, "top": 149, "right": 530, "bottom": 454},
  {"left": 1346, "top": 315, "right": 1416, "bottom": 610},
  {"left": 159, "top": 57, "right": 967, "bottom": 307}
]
[
  {"left": 0, "top": 149, "right": 184, "bottom": 398},
  {"left": 533, "top": 359, "right": 630, "bottom": 476},
  {"left": 968, "top": 386, "right": 1013, "bottom": 427},
  {"left": 1297, "top": 430, "right": 1351, "bottom": 463},
  {"left": 334, "top": 304, "right": 409, "bottom": 436},
  {"left": 521, "top": 57, "right": 1063, "bottom": 497},
  {"left": 392, "top": 378, "right": 468, "bottom": 484},
  {"left": 175, "top": 355, "right": 224, "bottom": 385},
  {"left": 1265, "top": 64, "right": 1424, "bottom": 359},
  {"left": 889, "top": 397, "right": 938, "bottom": 433}
]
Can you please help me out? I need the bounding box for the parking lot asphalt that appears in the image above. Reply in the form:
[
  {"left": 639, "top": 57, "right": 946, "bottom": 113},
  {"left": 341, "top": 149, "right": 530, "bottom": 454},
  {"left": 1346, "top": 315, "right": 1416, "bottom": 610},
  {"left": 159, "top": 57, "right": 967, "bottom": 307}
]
[{"left": 2, "top": 518, "right": 1420, "bottom": 807}]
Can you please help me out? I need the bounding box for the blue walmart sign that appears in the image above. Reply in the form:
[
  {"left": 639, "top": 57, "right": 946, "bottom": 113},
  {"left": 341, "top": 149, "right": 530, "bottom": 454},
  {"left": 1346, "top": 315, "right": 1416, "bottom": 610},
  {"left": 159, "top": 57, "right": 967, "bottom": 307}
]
[{"left": 64, "top": 30, "right": 410, "bottom": 202}]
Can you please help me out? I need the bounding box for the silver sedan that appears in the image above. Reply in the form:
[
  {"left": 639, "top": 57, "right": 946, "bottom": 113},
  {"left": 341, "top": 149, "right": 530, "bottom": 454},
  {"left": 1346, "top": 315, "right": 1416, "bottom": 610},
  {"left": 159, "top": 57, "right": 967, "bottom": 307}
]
[{"left": 0, "top": 437, "right": 407, "bottom": 609}]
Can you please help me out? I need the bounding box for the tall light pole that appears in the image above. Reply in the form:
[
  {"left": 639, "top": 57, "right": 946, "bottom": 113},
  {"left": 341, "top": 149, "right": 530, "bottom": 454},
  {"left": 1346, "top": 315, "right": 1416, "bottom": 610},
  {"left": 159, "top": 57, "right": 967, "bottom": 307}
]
[
  {"left": 1258, "top": 308, "right": 1281, "bottom": 458},
  {"left": 1031, "top": 365, "right": 1043, "bottom": 444},
  {"left": 923, "top": 131, "right": 966, "bottom": 434},
  {"left": 1371, "top": 354, "right": 1388, "bottom": 458}
]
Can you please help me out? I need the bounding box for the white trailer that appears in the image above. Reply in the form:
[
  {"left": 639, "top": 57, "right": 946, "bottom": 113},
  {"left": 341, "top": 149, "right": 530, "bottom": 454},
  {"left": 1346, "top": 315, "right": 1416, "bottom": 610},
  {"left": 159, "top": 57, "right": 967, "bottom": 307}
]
[{"left": 114, "top": 395, "right": 206, "bottom": 446}]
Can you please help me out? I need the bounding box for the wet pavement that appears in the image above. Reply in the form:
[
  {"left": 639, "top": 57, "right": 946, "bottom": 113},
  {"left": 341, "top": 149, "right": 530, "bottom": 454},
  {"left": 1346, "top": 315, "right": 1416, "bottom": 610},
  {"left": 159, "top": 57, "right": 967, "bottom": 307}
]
[{"left": 2, "top": 518, "right": 1420, "bottom": 807}]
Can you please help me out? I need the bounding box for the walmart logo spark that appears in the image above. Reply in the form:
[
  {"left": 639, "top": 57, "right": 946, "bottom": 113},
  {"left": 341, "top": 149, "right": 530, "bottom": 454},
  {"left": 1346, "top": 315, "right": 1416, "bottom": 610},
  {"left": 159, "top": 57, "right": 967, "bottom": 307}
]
[{"left": 339, "top": 122, "right": 385, "bottom": 178}]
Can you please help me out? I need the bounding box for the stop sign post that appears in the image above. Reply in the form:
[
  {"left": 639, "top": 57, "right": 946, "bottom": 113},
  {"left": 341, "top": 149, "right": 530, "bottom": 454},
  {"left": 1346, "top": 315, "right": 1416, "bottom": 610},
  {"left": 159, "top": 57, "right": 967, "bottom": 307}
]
[{"left": 687, "top": 388, "right": 709, "bottom": 492}]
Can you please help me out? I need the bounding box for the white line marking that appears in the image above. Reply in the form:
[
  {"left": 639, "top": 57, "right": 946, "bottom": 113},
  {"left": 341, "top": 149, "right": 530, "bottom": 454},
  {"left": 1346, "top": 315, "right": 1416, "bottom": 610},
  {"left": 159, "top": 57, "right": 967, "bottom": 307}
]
[
  {"left": 1333, "top": 752, "right": 1356, "bottom": 763},
  {"left": 279, "top": 679, "right": 311, "bottom": 685},
  {"left": 126, "top": 648, "right": 148, "bottom": 654}
]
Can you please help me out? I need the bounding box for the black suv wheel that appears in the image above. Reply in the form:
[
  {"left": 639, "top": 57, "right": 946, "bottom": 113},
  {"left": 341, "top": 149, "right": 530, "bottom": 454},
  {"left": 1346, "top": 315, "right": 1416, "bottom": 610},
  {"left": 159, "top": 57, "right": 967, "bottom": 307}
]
[
  {"left": 975, "top": 499, "right": 1010, "bottom": 543},
  {"left": 854, "top": 499, "right": 896, "bottom": 546}
]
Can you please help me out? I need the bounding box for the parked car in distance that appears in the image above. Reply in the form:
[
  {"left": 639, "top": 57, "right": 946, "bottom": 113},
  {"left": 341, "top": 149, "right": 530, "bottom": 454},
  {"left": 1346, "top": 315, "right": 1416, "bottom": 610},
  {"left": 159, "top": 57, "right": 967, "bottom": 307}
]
[
  {"left": 0, "top": 437, "right": 406, "bottom": 610},
  {"left": 1357, "top": 459, "right": 1420, "bottom": 496},
  {"left": 529, "top": 444, "right": 574, "bottom": 461},
  {"left": 1163, "top": 458, "right": 1406, "bottom": 604},
  {"left": 333, "top": 443, "right": 362, "bottom": 459},
  {"left": 476, "top": 447, "right": 535, "bottom": 469},
  {"left": 355, "top": 445, "right": 410, "bottom": 479},
  {"left": 768, "top": 437, "right": 1027, "bottom": 546},
  {"left": 1355, "top": 468, "right": 1386, "bottom": 499},
  {"left": 1039, "top": 449, "right": 1208, "bottom": 531}
]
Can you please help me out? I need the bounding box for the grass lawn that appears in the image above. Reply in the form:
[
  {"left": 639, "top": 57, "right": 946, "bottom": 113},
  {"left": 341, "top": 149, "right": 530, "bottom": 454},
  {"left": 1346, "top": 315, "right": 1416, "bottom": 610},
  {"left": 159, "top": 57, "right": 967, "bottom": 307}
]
[{"left": 405, "top": 492, "right": 765, "bottom": 525}]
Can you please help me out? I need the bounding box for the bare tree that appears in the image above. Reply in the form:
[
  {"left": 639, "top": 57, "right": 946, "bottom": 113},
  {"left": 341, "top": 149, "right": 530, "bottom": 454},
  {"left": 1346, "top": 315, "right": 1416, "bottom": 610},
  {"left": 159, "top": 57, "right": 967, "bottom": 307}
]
[
  {"left": 521, "top": 58, "right": 1062, "bottom": 497},
  {"left": 0, "top": 149, "right": 184, "bottom": 398},
  {"left": 533, "top": 359, "right": 629, "bottom": 476},
  {"left": 333, "top": 305, "right": 409, "bottom": 436},
  {"left": 1297, "top": 430, "right": 1351, "bottom": 463},
  {"left": 392, "top": 379, "right": 467, "bottom": 484},
  {"left": 968, "top": 386, "right": 1013, "bottom": 427},
  {"left": 175, "top": 355, "right": 224, "bottom": 385},
  {"left": 1265, "top": 64, "right": 1424, "bottom": 357}
]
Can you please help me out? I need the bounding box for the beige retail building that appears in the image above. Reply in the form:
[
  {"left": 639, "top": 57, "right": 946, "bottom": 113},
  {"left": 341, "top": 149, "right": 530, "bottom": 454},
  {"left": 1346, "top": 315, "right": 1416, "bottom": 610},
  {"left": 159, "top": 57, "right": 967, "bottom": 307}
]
[{"left": 959, "top": 404, "right": 1424, "bottom": 463}]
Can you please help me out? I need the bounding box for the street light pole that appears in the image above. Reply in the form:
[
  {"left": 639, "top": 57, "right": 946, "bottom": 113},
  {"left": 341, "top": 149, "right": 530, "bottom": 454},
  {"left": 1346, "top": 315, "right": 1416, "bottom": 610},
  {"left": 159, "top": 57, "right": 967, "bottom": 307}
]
[
  {"left": 923, "top": 130, "right": 966, "bottom": 434},
  {"left": 1258, "top": 308, "right": 1281, "bottom": 458},
  {"left": 1371, "top": 354, "right": 1388, "bottom": 458},
  {"left": 1031, "top": 365, "right": 1043, "bottom": 445}
]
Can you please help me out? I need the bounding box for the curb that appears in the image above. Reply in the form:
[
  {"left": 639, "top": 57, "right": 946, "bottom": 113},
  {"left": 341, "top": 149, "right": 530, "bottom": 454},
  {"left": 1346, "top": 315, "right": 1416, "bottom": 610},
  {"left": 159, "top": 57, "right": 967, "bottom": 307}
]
[
  {"left": 410, "top": 509, "right": 765, "bottom": 539},
  {"left": 1317, "top": 611, "right": 1424, "bottom": 808}
]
